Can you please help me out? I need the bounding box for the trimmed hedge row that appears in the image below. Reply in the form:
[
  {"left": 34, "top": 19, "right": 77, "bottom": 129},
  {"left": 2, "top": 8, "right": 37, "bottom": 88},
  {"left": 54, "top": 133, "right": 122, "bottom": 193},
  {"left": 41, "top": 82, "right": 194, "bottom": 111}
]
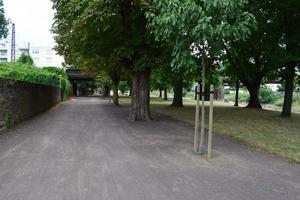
[{"left": 0, "top": 63, "right": 71, "bottom": 94}]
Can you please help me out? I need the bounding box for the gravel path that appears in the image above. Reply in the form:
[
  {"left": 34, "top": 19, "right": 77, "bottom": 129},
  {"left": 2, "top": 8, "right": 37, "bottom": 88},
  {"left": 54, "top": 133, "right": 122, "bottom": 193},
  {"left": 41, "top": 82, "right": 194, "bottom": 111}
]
[{"left": 0, "top": 97, "right": 299, "bottom": 200}]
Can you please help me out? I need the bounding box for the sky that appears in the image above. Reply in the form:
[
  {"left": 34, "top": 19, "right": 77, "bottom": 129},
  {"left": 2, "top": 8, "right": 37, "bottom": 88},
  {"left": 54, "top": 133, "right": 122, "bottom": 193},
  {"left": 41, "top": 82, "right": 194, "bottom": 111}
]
[{"left": 3, "top": 0, "right": 56, "bottom": 47}]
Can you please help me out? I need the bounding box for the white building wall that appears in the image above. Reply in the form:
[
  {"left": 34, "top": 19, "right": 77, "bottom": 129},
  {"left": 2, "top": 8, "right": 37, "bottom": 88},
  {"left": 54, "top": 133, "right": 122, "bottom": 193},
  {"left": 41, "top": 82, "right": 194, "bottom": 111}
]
[{"left": 0, "top": 35, "right": 64, "bottom": 68}]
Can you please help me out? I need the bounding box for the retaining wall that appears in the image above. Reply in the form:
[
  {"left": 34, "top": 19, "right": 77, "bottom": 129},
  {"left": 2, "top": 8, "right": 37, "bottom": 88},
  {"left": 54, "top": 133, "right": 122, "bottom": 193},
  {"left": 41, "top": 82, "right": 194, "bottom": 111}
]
[{"left": 0, "top": 78, "right": 64, "bottom": 132}]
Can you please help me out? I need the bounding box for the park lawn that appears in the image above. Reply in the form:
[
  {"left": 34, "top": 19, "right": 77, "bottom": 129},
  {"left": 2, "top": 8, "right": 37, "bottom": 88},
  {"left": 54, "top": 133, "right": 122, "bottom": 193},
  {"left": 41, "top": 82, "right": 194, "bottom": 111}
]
[{"left": 120, "top": 97, "right": 300, "bottom": 163}]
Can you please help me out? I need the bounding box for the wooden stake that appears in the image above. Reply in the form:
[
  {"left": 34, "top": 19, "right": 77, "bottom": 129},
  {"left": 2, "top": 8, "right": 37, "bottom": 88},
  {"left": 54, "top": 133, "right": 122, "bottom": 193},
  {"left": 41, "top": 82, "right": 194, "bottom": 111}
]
[
  {"left": 199, "top": 61, "right": 205, "bottom": 154},
  {"left": 207, "top": 84, "right": 214, "bottom": 159},
  {"left": 194, "top": 83, "right": 200, "bottom": 153}
]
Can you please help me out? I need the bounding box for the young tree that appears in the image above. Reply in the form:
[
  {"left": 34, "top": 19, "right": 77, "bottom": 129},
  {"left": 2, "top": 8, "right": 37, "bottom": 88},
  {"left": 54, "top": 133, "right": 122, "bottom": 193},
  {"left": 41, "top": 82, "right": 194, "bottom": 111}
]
[
  {"left": 17, "top": 53, "right": 34, "bottom": 65},
  {"left": 147, "top": 0, "right": 256, "bottom": 107}
]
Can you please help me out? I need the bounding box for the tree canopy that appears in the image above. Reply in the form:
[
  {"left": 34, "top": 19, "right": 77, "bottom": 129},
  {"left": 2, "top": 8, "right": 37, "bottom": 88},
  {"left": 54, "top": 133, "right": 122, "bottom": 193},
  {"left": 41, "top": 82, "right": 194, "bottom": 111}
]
[{"left": 51, "top": 0, "right": 300, "bottom": 119}]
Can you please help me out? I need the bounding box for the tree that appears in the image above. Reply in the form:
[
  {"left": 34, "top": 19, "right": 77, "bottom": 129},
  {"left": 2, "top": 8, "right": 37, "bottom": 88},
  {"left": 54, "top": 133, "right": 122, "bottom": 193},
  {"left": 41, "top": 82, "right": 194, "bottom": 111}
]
[
  {"left": 52, "top": 0, "right": 163, "bottom": 120},
  {"left": 17, "top": 53, "right": 34, "bottom": 65},
  {"left": 276, "top": 0, "right": 300, "bottom": 117},
  {"left": 95, "top": 73, "right": 112, "bottom": 97},
  {"left": 150, "top": 67, "right": 171, "bottom": 98},
  {"left": 224, "top": 0, "right": 283, "bottom": 108},
  {"left": 147, "top": 0, "right": 256, "bottom": 108},
  {"left": 0, "top": 0, "right": 8, "bottom": 39}
]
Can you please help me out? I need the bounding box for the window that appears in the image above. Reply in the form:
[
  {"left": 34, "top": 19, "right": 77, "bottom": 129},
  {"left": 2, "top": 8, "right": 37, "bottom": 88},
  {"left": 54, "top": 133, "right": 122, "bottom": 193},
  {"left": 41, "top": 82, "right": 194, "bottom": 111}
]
[
  {"left": 32, "top": 49, "right": 39, "bottom": 54},
  {"left": 0, "top": 51, "right": 7, "bottom": 56},
  {"left": 0, "top": 58, "right": 7, "bottom": 63}
]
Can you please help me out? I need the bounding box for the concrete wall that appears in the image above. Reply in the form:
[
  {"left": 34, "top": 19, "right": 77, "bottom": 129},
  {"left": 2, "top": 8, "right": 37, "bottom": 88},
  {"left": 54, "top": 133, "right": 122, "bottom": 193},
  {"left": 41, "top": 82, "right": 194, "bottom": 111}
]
[{"left": 0, "top": 78, "right": 64, "bottom": 132}]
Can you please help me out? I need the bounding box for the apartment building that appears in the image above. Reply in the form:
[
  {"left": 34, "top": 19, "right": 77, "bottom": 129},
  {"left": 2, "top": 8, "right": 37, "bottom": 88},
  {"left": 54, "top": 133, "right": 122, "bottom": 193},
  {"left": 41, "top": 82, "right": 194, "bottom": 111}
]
[
  {"left": 0, "top": 41, "right": 9, "bottom": 63},
  {"left": 0, "top": 39, "right": 64, "bottom": 67}
]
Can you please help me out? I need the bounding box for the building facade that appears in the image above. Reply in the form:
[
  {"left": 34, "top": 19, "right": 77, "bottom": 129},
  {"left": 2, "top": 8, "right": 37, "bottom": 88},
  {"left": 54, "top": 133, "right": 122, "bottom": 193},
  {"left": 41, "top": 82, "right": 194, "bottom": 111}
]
[
  {"left": 0, "top": 38, "right": 64, "bottom": 67},
  {"left": 0, "top": 41, "right": 9, "bottom": 63}
]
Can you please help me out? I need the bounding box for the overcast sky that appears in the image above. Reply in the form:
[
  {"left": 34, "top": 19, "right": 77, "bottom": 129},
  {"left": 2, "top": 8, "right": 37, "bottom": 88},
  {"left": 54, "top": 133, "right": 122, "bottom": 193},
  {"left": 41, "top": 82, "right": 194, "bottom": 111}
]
[{"left": 3, "top": 0, "right": 56, "bottom": 47}]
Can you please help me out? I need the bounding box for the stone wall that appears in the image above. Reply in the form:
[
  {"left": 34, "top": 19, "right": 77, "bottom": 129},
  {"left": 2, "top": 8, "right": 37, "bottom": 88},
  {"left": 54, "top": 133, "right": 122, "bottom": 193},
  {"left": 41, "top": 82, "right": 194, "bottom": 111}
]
[{"left": 0, "top": 78, "right": 64, "bottom": 132}]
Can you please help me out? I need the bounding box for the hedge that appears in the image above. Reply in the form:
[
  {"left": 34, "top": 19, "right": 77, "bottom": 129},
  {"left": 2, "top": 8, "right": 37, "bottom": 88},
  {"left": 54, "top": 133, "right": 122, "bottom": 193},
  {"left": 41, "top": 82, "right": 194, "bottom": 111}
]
[{"left": 0, "top": 63, "right": 71, "bottom": 94}]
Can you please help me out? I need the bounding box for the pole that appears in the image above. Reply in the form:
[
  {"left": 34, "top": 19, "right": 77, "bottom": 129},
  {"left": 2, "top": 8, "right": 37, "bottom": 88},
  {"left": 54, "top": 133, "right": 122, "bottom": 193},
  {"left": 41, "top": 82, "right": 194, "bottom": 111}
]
[
  {"left": 11, "top": 23, "right": 16, "bottom": 62},
  {"left": 199, "top": 58, "right": 206, "bottom": 154},
  {"left": 194, "top": 83, "right": 200, "bottom": 153},
  {"left": 207, "top": 84, "right": 214, "bottom": 159},
  {"left": 28, "top": 42, "right": 30, "bottom": 56}
]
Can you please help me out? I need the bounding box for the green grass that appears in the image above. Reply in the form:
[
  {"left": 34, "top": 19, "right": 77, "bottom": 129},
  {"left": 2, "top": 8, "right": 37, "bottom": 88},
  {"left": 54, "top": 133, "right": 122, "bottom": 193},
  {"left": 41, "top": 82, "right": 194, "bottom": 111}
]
[{"left": 120, "top": 97, "right": 300, "bottom": 163}]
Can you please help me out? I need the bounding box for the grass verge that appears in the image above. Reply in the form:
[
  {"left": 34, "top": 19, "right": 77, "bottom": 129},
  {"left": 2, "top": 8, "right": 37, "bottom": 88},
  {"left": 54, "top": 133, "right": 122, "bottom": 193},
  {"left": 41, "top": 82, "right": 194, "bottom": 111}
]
[{"left": 120, "top": 97, "right": 300, "bottom": 163}]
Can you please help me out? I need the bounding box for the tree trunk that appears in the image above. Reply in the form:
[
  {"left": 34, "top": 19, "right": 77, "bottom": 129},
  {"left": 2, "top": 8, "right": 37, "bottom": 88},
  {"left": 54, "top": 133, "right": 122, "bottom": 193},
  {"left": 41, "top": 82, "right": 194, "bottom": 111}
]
[
  {"left": 159, "top": 88, "right": 162, "bottom": 98},
  {"left": 164, "top": 87, "right": 168, "bottom": 100},
  {"left": 129, "top": 69, "right": 151, "bottom": 121},
  {"left": 171, "top": 75, "right": 183, "bottom": 107},
  {"left": 243, "top": 81, "right": 262, "bottom": 108},
  {"left": 214, "top": 85, "right": 224, "bottom": 101},
  {"left": 72, "top": 81, "right": 78, "bottom": 97},
  {"left": 112, "top": 82, "right": 119, "bottom": 105},
  {"left": 129, "top": 81, "right": 132, "bottom": 96},
  {"left": 234, "top": 79, "right": 240, "bottom": 107},
  {"left": 281, "top": 63, "right": 296, "bottom": 117},
  {"left": 103, "top": 86, "right": 110, "bottom": 97},
  {"left": 110, "top": 72, "right": 120, "bottom": 106}
]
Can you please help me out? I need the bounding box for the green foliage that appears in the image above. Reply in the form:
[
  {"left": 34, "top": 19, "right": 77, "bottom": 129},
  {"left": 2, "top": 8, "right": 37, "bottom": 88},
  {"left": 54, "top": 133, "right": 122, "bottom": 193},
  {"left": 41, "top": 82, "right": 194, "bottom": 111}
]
[
  {"left": 17, "top": 53, "right": 34, "bottom": 65},
  {"left": 95, "top": 72, "right": 112, "bottom": 89},
  {"left": 0, "top": 63, "right": 71, "bottom": 94},
  {"left": 259, "top": 86, "right": 279, "bottom": 104},
  {"left": 119, "top": 81, "right": 130, "bottom": 95},
  {"left": 42, "top": 66, "right": 71, "bottom": 94},
  {"left": 0, "top": 0, "right": 8, "bottom": 39},
  {"left": 147, "top": 0, "right": 256, "bottom": 71},
  {"left": 52, "top": 0, "right": 161, "bottom": 80},
  {"left": 224, "top": 89, "right": 231, "bottom": 95},
  {"left": 224, "top": 0, "right": 300, "bottom": 110},
  {"left": 225, "top": 0, "right": 283, "bottom": 80},
  {"left": 226, "top": 86, "right": 280, "bottom": 104},
  {"left": 150, "top": 67, "right": 172, "bottom": 91}
]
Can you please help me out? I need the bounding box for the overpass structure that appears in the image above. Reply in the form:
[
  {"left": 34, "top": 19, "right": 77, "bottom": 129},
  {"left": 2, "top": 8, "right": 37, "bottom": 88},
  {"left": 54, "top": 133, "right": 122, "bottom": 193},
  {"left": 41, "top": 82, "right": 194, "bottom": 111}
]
[{"left": 66, "top": 69, "right": 94, "bottom": 96}]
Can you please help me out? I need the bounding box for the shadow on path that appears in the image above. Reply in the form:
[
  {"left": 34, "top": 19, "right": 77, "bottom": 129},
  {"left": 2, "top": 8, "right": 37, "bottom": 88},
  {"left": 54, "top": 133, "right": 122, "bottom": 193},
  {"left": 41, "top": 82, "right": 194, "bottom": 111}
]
[{"left": 0, "top": 97, "right": 299, "bottom": 200}]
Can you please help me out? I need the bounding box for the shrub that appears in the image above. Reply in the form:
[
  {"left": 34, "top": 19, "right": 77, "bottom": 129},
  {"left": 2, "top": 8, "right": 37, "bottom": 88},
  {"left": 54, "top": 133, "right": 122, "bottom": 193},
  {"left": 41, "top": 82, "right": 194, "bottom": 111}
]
[
  {"left": 259, "top": 86, "right": 279, "bottom": 104},
  {"left": 0, "top": 62, "right": 71, "bottom": 94},
  {"left": 239, "top": 92, "right": 250, "bottom": 102},
  {"left": 292, "top": 92, "right": 300, "bottom": 105},
  {"left": 17, "top": 53, "right": 34, "bottom": 65},
  {"left": 42, "top": 66, "right": 71, "bottom": 94},
  {"left": 224, "top": 89, "right": 231, "bottom": 95}
]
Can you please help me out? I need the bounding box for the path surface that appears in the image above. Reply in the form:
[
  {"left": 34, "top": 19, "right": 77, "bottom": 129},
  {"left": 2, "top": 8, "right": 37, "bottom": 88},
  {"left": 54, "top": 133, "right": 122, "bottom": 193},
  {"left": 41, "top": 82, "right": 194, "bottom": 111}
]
[{"left": 0, "top": 97, "right": 299, "bottom": 200}]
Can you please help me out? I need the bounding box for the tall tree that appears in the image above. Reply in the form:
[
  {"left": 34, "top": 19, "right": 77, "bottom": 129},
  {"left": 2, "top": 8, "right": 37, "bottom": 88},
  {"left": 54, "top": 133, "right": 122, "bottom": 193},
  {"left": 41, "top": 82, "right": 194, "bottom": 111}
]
[
  {"left": 224, "top": 0, "right": 282, "bottom": 108},
  {"left": 52, "top": 0, "right": 162, "bottom": 120},
  {"left": 276, "top": 0, "right": 300, "bottom": 117}
]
